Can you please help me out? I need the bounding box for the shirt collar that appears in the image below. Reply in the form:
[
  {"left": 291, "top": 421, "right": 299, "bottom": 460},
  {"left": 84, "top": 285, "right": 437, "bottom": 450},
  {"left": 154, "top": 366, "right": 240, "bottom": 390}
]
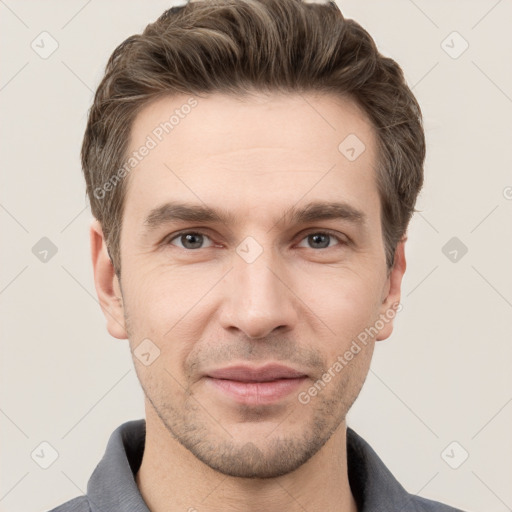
[
  {"left": 86, "top": 419, "right": 412, "bottom": 512},
  {"left": 87, "top": 420, "right": 149, "bottom": 512}
]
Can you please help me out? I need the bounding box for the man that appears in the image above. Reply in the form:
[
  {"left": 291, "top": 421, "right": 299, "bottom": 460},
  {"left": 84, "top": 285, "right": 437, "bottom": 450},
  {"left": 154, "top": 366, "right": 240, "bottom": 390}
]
[{"left": 49, "top": 0, "right": 467, "bottom": 510}]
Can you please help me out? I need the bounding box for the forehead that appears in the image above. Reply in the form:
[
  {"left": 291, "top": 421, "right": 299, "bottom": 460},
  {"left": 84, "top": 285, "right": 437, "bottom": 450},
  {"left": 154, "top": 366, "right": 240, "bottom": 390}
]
[{"left": 123, "top": 92, "right": 380, "bottom": 228}]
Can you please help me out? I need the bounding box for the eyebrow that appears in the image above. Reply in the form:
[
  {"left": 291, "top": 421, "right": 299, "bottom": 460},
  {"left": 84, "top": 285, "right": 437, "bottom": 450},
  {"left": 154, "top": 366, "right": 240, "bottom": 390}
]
[{"left": 143, "top": 200, "right": 367, "bottom": 232}]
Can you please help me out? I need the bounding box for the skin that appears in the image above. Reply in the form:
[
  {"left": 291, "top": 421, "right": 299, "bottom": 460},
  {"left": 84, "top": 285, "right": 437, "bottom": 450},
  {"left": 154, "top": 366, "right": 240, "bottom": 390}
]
[{"left": 91, "top": 92, "right": 406, "bottom": 512}]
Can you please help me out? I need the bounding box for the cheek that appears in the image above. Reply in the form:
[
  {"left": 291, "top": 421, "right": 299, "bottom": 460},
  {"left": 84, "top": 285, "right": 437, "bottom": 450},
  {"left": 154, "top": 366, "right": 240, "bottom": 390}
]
[
  {"left": 122, "top": 271, "right": 172, "bottom": 345},
  {"left": 124, "top": 264, "right": 203, "bottom": 324},
  {"left": 295, "top": 274, "right": 384, "bottom": 371},
  {"left": 122, "top": 267, "right": 216, "bottom": 369},
  {"left": 302, "top": 271, "right": 383, "bottom": 329}
]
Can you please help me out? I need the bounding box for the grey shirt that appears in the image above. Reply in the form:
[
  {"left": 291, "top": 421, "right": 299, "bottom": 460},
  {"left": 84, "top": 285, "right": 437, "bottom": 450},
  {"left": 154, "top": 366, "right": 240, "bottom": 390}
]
[{"left": 48, "top": 419, "right": 466, "bottom": 512}]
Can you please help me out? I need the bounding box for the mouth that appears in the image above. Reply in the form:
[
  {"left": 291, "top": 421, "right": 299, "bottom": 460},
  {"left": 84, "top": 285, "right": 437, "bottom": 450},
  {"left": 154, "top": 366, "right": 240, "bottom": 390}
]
[{"left": 204, "top": 364, "right": 308, "bottom": 405}]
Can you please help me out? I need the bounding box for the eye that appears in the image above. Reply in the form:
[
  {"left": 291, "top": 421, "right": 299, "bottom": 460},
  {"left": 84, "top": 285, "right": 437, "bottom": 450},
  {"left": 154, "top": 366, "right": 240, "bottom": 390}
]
[
  {"left": 165, "top": 230, "right": 347, "bottom": 251},
  {"left": 297, "top": 231, "right": 346, "bottom": 250},
  {"left": 168, "top": 231, "right": 214, "bottom": 250}
]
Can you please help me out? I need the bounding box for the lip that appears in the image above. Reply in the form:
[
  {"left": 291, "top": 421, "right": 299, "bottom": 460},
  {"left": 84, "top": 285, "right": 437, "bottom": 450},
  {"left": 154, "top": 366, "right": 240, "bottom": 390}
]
[
  {"left": 206, "top": 364, "right": 307, "bottom": 382},
  {"left": 204, "top": 364, "right": 308, "bottom": 405}
]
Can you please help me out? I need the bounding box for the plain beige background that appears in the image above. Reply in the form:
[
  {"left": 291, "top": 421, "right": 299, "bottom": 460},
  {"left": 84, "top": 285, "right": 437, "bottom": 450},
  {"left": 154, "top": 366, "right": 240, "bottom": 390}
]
[{"left": 1, "top": 1, "right": 511, "bottom": 511}]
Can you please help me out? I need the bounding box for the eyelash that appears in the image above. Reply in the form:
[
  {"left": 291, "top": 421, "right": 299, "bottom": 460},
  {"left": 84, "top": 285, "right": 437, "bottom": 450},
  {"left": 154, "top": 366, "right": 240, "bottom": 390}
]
[{"left": 164, "top": 229, "right": 348, "bottom": 250}]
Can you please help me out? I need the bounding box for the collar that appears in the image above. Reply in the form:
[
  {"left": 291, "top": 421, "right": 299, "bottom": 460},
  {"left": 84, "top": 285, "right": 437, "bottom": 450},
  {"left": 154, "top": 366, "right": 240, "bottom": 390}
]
[{"left": 84, "top": 419, "right": 458, "bottom": 512}]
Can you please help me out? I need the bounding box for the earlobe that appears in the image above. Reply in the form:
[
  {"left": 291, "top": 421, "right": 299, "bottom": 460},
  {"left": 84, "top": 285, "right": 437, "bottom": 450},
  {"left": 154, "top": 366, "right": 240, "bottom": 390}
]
[
  {"left": 376, "top": 238, "right": 407, "bottom": 342},
  {"left": 90, "top": 220, "right": 128, "bottom": 339}
]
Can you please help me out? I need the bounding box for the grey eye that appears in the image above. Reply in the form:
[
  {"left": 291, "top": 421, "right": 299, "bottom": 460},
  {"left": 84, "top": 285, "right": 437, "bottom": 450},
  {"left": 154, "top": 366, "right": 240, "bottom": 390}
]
[
  {"left": 297, "top": 232, "right": 342, "bottom": 249},
  {"left": 169, "top": 232, "right": 213, "bottom": 250}
]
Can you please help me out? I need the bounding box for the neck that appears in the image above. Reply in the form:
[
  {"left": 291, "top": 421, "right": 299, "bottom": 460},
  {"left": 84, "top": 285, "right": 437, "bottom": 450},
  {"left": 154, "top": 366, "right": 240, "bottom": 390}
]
[{"left": 135, "top": 405, "right": 358, "bottom": 512}]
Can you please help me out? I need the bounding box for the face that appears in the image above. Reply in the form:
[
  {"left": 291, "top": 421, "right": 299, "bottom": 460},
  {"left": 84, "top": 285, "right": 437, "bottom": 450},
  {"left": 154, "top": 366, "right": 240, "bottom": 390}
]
[{"left": 92, "top": 92, "right": 405, "bottom": 478}]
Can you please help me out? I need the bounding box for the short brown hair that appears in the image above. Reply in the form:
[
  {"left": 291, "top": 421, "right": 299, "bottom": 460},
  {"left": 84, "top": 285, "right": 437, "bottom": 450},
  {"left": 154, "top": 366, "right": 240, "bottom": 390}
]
[{"left": 82, "top": 0, "right": 425, "bottom": 275}]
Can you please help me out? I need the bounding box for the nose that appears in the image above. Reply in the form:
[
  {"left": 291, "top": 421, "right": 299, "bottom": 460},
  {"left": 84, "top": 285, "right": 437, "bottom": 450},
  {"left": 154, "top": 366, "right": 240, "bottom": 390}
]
[{"left": 219, "top": 248, "right": 298, "bottom": 340}]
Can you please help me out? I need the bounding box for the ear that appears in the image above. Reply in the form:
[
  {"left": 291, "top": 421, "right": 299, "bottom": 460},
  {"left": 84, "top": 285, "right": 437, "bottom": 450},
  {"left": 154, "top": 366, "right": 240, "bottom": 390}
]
[
  {"left": 375, "top": 237, "right": 407, "bottom": 342},
  {"left": 90, "top": 219, "right": 127, "bottom": 339}
]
